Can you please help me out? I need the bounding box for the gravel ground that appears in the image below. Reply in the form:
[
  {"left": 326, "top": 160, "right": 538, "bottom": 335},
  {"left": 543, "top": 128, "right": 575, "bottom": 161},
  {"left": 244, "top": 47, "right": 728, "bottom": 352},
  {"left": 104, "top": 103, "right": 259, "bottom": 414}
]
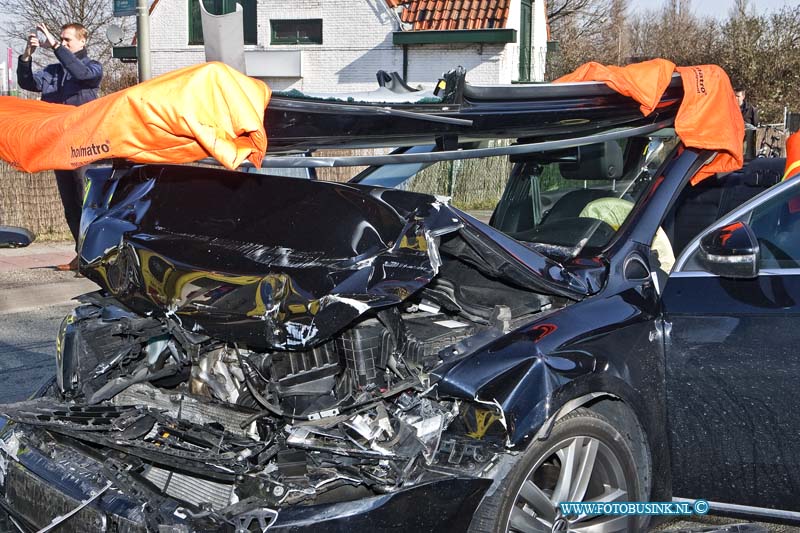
[{"left": 0, "top": 303, "right": 74, "bottom": 402}]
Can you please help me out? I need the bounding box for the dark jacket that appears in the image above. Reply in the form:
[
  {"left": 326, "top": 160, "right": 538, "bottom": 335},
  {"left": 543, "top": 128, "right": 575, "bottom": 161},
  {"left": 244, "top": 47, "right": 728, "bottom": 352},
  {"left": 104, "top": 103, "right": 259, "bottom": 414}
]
[
  {"left": 17, "top": 47, "right": 102, "bottom": 106},
  {"left": 740, "top": 101, "right": 758, "bottom": 127}
]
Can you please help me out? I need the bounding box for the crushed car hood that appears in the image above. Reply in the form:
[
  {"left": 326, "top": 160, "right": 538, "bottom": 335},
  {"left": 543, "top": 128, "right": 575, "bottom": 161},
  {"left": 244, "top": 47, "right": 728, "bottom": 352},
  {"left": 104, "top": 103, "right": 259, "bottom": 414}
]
[{"left": 79, "top": 165, "right": 593, "bottom": 349}]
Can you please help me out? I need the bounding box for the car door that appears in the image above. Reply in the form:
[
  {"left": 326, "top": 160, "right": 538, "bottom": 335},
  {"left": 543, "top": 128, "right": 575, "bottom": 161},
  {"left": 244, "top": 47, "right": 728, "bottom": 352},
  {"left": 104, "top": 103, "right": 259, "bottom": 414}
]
[{"left": 662, "top": 176, "right": 800, "bottom": 512}]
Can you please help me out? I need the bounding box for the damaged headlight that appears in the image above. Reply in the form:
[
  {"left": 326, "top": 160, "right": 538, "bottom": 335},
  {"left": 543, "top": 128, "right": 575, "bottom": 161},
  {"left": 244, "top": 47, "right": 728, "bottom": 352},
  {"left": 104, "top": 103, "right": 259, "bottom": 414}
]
[{"left": 55, "top": 307, "right": 86, "bottom": 395}]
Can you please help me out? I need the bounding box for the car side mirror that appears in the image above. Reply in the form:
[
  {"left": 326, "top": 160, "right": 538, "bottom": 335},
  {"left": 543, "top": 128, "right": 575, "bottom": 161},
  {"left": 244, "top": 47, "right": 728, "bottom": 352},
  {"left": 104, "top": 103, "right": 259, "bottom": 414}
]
[
  {"left": 0, "top": 226, "right": 34, "bottom": 248},
  {"left": 699, "top": 221, "right": 759, "bottom": 279}
]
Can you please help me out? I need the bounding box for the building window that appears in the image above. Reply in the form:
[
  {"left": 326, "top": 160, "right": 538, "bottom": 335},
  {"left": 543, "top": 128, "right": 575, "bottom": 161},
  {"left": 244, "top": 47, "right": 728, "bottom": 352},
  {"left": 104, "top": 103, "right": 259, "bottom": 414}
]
[
  {"left": 270, "top": 19, "right": 323, "bottom": 45},
  {"left": 189, "top": 0, "right": 257, "bottom": 46}
]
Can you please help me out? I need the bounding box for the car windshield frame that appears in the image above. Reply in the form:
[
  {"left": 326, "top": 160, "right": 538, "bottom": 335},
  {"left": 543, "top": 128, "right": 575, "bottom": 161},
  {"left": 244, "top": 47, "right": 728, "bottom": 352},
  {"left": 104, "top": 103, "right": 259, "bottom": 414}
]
[{"left": 352, "top": 133, "right": 681, "bottom": 261}]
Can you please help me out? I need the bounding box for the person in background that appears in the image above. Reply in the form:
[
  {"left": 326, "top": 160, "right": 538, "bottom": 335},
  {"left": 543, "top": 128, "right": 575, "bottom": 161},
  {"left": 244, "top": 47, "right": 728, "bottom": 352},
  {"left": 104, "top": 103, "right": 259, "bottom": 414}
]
[
  {"left": 17, "top": 22, "right": 103, "bottom": 271},
  {"left": 734, "top": 87, "right": 758, "bottom": 160},
  {"left": 734, "top": 87, "right": 758, "bottom": 127}
]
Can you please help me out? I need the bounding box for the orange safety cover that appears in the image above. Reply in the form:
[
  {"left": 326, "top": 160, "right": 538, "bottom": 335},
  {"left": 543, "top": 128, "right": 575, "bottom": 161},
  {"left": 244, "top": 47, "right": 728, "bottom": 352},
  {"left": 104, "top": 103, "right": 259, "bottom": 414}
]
[
  {"left": 785, "top": 131, "right": 800, "bottom": 180},
  {"left": 556, "top": 59, "right": 676, "bottom": 116},
  {"left": 556, "top": 59, "right": 743, "bottom": 185},
  {"left": 675, "top": 65, "right": 744, "bottom": 184},
  {"left": 0, "top": 62, "right": 270, "bottom": 173},
  {"left": 785, "top": 132, "right": 800, "bottom": 213}
]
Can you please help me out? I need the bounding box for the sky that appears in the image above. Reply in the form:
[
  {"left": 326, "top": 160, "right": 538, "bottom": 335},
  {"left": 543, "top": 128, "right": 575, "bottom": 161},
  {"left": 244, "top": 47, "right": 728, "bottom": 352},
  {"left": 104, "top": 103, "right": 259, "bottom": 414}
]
[{"left": 630, "top": 0, "right": 797, "bottom": 18}]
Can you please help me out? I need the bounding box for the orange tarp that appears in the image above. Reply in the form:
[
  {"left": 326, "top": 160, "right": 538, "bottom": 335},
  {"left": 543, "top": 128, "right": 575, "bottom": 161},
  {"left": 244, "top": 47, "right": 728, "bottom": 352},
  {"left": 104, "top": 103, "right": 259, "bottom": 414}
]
[
  {"left": 0, "top": 62, "right": 270, "bottom": 173},
  {"left": 557, "top": 59, "right": 744, "bottom": 184},
  {"left": 784, "top": 131, "right": 800, "bottom": 180},
  {"left": 782, "top": 132, "right": 800, "bottom": 212}
]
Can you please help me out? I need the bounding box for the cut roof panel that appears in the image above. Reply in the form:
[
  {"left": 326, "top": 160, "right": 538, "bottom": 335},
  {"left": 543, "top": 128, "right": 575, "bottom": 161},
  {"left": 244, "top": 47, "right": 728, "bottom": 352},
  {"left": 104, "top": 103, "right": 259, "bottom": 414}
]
[{"left": 389, "top": 0, "right": 510, "bottom": 31}]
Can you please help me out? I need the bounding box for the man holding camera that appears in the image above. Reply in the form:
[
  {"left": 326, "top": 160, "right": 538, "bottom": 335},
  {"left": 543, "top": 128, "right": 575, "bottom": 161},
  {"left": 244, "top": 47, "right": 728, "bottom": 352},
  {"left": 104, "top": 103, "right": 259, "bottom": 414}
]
[{"left": 17, "top": 22, "right": 103, "bottom": 270}]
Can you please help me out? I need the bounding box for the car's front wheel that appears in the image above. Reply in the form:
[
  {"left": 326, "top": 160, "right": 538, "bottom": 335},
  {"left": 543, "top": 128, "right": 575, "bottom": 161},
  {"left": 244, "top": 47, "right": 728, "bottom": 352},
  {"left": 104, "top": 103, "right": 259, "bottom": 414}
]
[{"left": 470, "top": 407, "right": 648, "bottom": 533}]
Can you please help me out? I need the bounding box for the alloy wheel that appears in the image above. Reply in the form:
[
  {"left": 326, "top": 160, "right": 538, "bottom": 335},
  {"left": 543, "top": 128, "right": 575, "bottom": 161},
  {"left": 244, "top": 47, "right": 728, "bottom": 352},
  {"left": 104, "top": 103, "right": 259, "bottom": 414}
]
[{"left": 505, "top": 435, "right": 630, "bottom": 533}]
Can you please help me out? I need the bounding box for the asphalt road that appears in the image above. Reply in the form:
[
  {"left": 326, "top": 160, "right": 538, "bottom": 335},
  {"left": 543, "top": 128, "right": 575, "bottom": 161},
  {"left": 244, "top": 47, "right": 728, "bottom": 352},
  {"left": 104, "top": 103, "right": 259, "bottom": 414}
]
[
  {"left": 0, "top": 302, "right": 71, "bottom": 402},
  {"left": 0, "top": 254, "right": 796, "bottom": 532},
  {"left": 0, "top": 262, "right": 97, "bottom": 401}
]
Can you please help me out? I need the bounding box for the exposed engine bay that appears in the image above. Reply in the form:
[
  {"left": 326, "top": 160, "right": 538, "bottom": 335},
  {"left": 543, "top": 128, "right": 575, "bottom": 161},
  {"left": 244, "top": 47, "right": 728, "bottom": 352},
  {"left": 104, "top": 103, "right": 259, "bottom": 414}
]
[{"left": 0, "top": 256, "right": 561, "bottom": 529}]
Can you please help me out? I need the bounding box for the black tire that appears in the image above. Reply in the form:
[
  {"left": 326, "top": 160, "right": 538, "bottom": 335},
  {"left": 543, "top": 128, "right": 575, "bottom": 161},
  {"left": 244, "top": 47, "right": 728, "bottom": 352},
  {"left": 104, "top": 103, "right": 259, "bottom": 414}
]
[{"left": 469, "top": 407, "right": 648, "bottom": 533}]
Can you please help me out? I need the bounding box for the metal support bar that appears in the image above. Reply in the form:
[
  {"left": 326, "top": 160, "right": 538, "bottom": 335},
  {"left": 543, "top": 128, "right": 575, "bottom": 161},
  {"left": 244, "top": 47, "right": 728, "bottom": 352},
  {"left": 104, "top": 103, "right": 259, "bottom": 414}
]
[{"left": 201, "top": 120, "right": 673, "bottom": 170}]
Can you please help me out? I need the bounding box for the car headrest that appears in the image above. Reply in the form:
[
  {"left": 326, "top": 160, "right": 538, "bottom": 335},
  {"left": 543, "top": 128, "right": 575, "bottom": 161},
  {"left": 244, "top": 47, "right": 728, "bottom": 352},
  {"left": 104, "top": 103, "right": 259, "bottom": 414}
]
[
  {"left": 560, "top": 141, "right": 624, "bottom": 180},
  {"left": 741, "top": 158, "right": 785, "bottom": 186},
  {"left": 718, "top": 158, "right": 785, "bottom": 187}
]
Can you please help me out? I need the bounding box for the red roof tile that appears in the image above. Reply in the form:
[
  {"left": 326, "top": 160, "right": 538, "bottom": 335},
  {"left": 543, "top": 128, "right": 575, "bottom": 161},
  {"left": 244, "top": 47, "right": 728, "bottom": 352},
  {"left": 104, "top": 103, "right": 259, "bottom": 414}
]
[{"left": 389, "top": 0, "right": 509, "bottom": 31}]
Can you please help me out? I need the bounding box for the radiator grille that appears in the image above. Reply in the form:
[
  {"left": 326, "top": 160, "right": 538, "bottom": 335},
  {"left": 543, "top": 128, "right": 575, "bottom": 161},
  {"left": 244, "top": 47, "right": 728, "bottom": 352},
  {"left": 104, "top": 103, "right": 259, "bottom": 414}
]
[{"left": 143, "top": 467, "right": 234, "bottom": 511}]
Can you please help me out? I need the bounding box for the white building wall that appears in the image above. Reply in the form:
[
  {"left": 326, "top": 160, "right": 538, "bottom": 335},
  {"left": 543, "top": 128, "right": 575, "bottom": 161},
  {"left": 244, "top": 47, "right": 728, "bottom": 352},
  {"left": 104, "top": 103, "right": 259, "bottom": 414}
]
[
  {"left": 405, "top": 43, "right": 511, "bottom": 87},
  {"left": 150, "top": 0, "right": 206, "bottom": 77},
  {"left": 150, "top": 0, "right": 404, "bottom": 90},
  {"left": 253, "top": 0, "right": 402, "bottom": 91},
  {"left": 149, "top": 0, "right": 519, "bottom": 90}
]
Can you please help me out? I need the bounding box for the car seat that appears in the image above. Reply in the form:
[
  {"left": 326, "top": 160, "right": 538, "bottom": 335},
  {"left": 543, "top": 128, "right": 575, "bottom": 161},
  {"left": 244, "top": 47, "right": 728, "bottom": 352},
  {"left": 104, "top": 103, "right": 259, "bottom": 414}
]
[{"left": 542, "top": 188, "right": 618, "bottom": 224}]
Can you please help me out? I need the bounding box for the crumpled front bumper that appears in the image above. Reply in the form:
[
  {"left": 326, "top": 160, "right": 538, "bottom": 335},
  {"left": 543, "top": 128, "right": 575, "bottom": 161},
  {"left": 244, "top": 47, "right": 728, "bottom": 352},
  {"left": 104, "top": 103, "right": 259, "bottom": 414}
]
[{"left": 0, "top": 422, "right": 490, "bottom": 533}]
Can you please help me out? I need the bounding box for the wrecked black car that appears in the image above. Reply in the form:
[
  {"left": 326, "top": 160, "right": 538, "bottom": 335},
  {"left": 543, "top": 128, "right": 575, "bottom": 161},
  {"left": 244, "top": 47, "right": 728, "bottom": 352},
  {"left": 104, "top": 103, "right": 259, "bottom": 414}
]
[{"left": 0, "top": 72, "right": 797, "bottom": 533}]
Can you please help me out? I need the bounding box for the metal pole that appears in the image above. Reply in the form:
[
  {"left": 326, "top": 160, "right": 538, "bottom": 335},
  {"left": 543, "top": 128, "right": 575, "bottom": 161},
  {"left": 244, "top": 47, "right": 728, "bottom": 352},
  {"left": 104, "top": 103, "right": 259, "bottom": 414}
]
[{"left": 136, "top": 0, "right": 151, "bottom": 81}]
